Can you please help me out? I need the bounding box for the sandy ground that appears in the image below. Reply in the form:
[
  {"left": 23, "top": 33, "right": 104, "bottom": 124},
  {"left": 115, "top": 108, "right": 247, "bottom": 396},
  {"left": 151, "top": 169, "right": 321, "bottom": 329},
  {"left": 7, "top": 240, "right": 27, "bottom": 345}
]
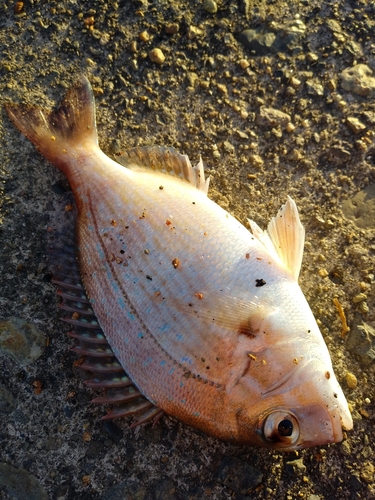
[{"left": 0, "top": 0, "right": 374, "bottom": 499}]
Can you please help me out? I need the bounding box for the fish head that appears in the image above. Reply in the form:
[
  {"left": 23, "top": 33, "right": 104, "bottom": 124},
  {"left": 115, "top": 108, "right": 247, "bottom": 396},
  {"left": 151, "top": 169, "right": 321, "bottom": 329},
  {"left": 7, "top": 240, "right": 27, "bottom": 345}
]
[
  {"left": 232, "top": 291, "right": 353, "bottom": 450},
  {"left": 253, "top": 382, "right": 348, "bottom": 451},
  {"left": 235, "top": 343, "right": 353, "bottom": 450}
]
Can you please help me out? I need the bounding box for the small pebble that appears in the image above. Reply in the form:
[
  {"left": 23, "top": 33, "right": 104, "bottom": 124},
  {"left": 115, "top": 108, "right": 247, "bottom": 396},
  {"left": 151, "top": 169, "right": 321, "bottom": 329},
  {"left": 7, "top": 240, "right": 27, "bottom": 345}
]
[
  {"left": 353, "top": 293, "right": 367, "bottom": 303},
  {"left": 345, "top": 372, "right": 357, "bottom": 389},
  {"left": 187, "top": 25, "right": 204, "bottom": 39},
  {"left": 340, "top": 440, "right": 351, "bottom": 456},
  {"left": 165, "top": 22, "right": 179, "bottom": 34},
  {"left": 216, "top": 83, "right": 227, "bottom": 94},
  {"left": 203, "top": 0, "right": 218, "bottom": 14},
  {"left": 149, "top": 48, "right": 165, "bottom": 64},
  {"left": 249, "top": 154, "right": 264, "bottom": 168},
  {"left": 139, "top": 30, "right": 151, "bottom": 42},
  {"left": 14, "top": 1, "right": 24, "bottom": 13},
  {"left": 361, "top": 462, "right": 374, "bottom": 484},
  {"left": 239, "top": 59, "right": 250, "bottom": 69},
  {"left": 359, "top": 301, "right": 369, "bottom": 314},
  {"left": 290, "top": 76, "right": 301, "bottom": 88},
  {"left": 346, "top": 117, "right": 366, "bottom": 134}
]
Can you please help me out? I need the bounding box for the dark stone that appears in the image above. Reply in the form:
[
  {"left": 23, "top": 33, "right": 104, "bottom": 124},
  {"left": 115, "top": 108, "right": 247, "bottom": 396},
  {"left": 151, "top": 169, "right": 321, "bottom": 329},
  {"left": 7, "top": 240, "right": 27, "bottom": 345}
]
[
  {"left": 238, "top": 29, "right": 277, "bottom": 56},
  {"left": 102, "top": 480, "right": 147, "bottom": 500},
  {"left": 102, "top": 420, "right": 124, "bottom": 442},
  {"left": 214, "top": 456, "right": 263, "bottom": 495},
  {"left": 347, "top": 322, "right": 375, "bottom": 366},
  {"left": 239, "top": 0, "right": 252, "bottom": 17},
  {"left": 63, "top": 404, "right": 75, "bottom": 418},
  {"left": 85, "top": 440, "right": 105, "bottom": 459},
  {"left": 0, "top": 384, "right": 16, "bottom": 414},
  {"left": 0, "top": 317, "right": 44, "bottom": 366},
  {"left": 238, "top": 20, "right": 306, "bottom": 55},
  {"left": 153, "top": 478, "right": 177, "bottom": 500},
  {"left": 0, "top": 462, "right": 48, "bottom": 500},
  {"left": 328, "top": 145, "right": 352, "bottom": 161},
  {"left": 349, "top": 474, "right": 363, "bottom": 492}
]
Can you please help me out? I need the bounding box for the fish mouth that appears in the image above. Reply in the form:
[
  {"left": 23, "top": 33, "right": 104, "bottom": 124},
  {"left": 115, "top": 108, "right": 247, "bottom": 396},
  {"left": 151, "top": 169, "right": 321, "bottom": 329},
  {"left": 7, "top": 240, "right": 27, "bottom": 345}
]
[{"left": 296, "top": 403, "right": 343, "bottom": 448}]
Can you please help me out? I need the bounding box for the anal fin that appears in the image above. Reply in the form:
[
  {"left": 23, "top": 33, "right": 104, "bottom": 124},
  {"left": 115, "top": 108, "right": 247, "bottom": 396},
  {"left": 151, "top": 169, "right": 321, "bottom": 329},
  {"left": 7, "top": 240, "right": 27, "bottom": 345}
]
[{"left": 49, "top": 214, "right": 163, "bottom": 427}]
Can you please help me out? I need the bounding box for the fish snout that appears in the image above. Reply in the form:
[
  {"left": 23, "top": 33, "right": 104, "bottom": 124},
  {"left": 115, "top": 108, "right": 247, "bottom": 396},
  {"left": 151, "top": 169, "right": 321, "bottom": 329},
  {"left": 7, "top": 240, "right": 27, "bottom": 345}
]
[{"left": 290, "top": 403, "right": 344, "bottom": 448}]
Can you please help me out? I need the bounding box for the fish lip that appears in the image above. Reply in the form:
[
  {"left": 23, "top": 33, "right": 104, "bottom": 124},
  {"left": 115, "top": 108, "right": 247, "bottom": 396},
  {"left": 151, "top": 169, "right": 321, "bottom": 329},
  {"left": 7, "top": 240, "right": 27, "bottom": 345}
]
[{"left": 329, "top": 410, "right": 345, "bottom": 443}]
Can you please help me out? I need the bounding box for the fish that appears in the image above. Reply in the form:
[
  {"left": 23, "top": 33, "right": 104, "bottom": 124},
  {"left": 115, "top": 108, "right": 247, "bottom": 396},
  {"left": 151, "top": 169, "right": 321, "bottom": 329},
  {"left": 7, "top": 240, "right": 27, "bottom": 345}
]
[{"left": 5, "top": 76, "right": 353, "bottom": 451}]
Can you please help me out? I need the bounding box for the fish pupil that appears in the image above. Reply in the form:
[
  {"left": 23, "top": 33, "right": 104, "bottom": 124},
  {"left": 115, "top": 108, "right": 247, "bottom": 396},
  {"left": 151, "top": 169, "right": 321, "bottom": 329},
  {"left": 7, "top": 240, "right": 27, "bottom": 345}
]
[{"left": 278, "top": 419, "right": 293, "bottom": 437}]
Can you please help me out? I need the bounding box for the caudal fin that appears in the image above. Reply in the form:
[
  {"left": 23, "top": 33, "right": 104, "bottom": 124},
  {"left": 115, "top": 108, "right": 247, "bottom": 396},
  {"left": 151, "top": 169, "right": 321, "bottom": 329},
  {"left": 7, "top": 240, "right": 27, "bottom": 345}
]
[{"left": 5, "top": 76, "right": 98, "bottom": 174}]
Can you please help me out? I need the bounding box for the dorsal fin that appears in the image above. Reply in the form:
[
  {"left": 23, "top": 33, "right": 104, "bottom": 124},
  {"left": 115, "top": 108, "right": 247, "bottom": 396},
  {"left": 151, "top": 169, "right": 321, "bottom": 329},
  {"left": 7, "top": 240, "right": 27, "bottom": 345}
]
[
  {"left": 248, "top": 196, "right": 305, "bottom": 281},
  {"left": 115, "top": 146, "right": 210, "bottom": 194}
]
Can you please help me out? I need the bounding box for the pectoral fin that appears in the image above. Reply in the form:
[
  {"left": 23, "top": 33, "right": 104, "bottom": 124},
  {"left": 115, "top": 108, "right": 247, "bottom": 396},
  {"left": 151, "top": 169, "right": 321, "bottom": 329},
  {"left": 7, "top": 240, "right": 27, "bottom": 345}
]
[
  {"left": 249, "top": 196, "right": 305, "bottom": 281},
  {"left": 175, "top": 287, "right": 275, "bottom": 336}
]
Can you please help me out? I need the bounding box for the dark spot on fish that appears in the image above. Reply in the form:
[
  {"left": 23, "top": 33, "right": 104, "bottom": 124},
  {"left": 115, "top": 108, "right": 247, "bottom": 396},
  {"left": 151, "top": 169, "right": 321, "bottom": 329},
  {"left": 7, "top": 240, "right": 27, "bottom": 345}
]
[
  {"left": 192, "top": 202, "right": 196, "bottom": 204},
  {"left": 120, "top": 249, "right": 125, "bottom": 254},
  {"left": 255, "top": 278, "right": 266, "bottom": 287},
  {"left": 144, "top": 249, "right": 149, "bottom": 255},
  {"left": 183, "top": 371, "right": 191, "bottom": 379},
  {"left": 125, "top": 225, "right": 129, "bottom": 229},
  {"left": 146, "top": 275, "right": 152, "bottom": 281},
  {"left": 246, "top": 253, "right": 250, "bottom": 259},
  {"left": 238, "top": 321, "right": 256, "bottom": 338},
  {"left": 172, "top": 258, "right": 180, "bottom": 269},
  {"left": 159, "top": 185, "right": 164, "bottom": 190},
  {"left": 334, "top": 393, "right": 338, "bottom": 398}
]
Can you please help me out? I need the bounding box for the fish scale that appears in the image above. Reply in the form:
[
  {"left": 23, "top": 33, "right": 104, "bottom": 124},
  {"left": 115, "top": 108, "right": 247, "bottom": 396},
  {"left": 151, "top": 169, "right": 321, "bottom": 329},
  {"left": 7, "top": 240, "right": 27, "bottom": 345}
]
[{"left": 5, "top": 76, "right": 353, "bottom": 450}]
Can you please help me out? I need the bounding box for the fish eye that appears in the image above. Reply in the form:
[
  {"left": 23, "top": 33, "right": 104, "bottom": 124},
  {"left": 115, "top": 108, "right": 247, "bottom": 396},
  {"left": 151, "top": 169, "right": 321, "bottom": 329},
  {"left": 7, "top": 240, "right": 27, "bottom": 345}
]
[{"left": 263, "top": 411, "right": 300, "bottom": 447}]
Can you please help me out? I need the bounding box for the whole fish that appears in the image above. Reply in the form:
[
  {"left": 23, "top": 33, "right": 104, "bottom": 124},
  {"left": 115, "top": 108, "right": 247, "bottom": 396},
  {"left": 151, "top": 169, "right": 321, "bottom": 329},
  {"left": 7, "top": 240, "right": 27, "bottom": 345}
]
[{"left": 5, "top": 77, "right": 353, "bottom": 450}]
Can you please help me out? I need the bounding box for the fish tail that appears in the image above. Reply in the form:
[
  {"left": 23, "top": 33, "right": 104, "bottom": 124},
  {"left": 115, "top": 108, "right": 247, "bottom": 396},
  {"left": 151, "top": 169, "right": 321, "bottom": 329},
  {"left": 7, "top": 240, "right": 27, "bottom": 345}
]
[{"left": 5, "top": 76, "right": 97, "bottom": 176}]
